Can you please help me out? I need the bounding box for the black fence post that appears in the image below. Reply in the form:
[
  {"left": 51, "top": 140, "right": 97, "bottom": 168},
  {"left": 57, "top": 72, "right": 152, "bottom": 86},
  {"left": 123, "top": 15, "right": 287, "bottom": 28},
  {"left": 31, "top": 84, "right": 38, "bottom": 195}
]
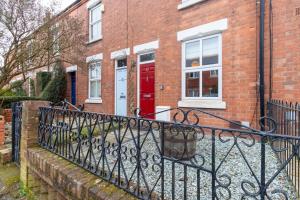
[
  {"left": 136, "top": 117, "right": 141, "bottom": 197},
  {"left": 11, "top": 103, "right": 16, "bottom": 162},
  {"left": 117, "top": 116, "right": 121, "bottom": 186},
  {"left": 260, "top": 135, "right": 266, "bottom": 200},
  {"left": 212, "top": 129, "right": 216, "bottom": 199},
  {"left": 160, "top": 122, "right": 165, "bottom": 200}
]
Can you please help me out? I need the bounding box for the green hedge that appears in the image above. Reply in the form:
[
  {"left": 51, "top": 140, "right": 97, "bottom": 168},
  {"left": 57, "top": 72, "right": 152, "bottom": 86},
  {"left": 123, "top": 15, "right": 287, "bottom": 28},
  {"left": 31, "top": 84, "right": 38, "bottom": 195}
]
[
  {"left": 36, "top": 71, "right": 52, "bottom": 96},
  {"left": 0, "top": 96, "right": 43, "bottom": 108},
  {"left": 29, "top": 78, "right": 36, "bottom": 97},
  {"left": 40, "top": 64, "right": 66, "bottom": 104}
]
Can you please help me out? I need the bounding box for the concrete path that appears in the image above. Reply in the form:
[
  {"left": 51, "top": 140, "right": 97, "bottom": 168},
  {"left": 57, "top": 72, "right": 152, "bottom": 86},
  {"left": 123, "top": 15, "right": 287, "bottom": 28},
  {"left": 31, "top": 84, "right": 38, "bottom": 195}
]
[{"left": 0, "top": 164, "right": 23, "bottom": 200}]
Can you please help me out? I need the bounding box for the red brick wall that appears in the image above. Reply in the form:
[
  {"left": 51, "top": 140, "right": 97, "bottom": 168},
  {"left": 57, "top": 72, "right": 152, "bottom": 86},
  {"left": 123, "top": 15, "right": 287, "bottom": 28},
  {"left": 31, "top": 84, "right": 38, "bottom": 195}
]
[
  {"left": 61, "top": 0, "right": 268, "bottom": 128},
  {"left": 265, "top": 0, "right": 300, "bottom": 102},
  {"left": 0, "top": 116, "right": 5, "bottom": 145},
  {"left": 3, "top": 109, "right": 12, "bottom": 123},
  {"left": 61, "top": 0, "right": 261, "bottom": 127}
]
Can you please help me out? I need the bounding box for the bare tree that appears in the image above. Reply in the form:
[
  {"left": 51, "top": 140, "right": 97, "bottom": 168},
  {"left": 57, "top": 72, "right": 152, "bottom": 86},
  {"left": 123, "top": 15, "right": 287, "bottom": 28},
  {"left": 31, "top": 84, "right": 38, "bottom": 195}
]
[{"left": 0, "top": 0, "right": 86, "bottom": 95}]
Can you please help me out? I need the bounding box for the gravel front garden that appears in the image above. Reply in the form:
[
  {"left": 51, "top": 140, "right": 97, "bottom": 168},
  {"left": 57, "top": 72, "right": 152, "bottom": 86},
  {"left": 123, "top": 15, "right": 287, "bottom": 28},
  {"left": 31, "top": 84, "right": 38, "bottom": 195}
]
[{"left": 73, "top": 127, "right": 298, "bottom": 200}]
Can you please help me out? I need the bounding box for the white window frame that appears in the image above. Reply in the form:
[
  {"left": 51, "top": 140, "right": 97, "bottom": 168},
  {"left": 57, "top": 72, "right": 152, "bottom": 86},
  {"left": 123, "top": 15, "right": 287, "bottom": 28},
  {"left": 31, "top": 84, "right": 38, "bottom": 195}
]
[
  {"left": 88, "top": 61, "right": 101, "bottom": 100},
  {"left": 182, "top": 34, "right": 222, "bottom": 100},
  {"left": 178, "top": 0, "right": 206, "bottom": 10},
  {"left": 51, "top": 23, "right": 60, "bottom": 56},
  {"left": 89, "top": 4, "right": 102, "bottom": 42}
]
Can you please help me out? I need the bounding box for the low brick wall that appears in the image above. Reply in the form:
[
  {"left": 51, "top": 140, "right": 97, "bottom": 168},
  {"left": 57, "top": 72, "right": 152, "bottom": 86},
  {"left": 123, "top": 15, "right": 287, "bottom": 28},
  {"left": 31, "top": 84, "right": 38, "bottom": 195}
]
[
  {"left": 3, "top": 109, "right": 12, "bottom": 123},
  {"left": 0, "top": 116, "right": 5, "bottom": 145},
  {"left": 27, "top": 147, "right": 137, "bottom": 200}
]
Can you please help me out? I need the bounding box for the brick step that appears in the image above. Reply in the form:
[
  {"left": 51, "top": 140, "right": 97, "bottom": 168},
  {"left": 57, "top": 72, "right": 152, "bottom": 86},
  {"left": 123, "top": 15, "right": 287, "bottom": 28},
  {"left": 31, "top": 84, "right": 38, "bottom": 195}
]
[
  {"left": 0, "top": 148, "right": 12, "bottom": 165},
  {"left": 4, "top": 138, "right": 12, "bottom": 144}
]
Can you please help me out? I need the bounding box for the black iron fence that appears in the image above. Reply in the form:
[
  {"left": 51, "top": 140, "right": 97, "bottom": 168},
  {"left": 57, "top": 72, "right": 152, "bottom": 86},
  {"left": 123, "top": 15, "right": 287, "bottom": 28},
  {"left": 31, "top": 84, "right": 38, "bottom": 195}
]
[
  {"left": 37, "top": 106, "right": 300, "bottom": 200},
  {"left": 11, "top": 102, "right": 22, "bottom": 165},
  {"left": 267, "top": 99, "right": 300, "bottom": 198}
]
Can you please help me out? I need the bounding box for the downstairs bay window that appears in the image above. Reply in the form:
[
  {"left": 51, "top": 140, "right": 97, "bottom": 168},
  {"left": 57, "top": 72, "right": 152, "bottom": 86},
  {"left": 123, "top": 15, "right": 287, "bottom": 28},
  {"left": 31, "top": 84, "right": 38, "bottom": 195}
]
[{"left": 182, "top": 34, "right": 222, "bottom": 100}]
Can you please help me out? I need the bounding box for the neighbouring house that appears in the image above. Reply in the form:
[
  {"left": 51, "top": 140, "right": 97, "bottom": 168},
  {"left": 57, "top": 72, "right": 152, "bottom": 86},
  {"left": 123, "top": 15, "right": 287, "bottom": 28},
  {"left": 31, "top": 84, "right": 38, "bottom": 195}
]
[{"left": 16, "top": 0, "right": 300, "bottom": 128}]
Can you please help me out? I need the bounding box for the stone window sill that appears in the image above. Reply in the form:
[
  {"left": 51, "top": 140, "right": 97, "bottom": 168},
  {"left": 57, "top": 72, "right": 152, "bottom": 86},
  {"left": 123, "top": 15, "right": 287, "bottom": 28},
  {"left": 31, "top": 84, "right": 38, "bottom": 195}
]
[
  {"left": 178, "top": 0, "right": 206, "bottom": 10},
  {"left": 178, "top": 100, "right": 226, "bottom": 109},
  {"left": 86, "top": 37, "right": 103, "bottom": 45},
  {"left": 85, "top": 98, "right": 102, "bottom": 104}
]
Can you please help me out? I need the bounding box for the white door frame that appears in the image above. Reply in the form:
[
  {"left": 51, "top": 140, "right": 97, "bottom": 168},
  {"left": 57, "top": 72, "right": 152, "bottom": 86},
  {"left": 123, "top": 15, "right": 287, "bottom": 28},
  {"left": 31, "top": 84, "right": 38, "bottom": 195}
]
[
  {"left": 136, "top": 51, "right": 155, "bottom": 112},
  {"left": 114, "top": 59, "right": 127, "bottom": 116}
]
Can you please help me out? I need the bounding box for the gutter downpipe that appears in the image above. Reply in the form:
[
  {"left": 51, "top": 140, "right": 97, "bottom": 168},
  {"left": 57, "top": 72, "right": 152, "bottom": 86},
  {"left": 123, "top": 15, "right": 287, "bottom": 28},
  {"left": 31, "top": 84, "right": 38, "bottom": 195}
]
[
  {"left": 259, "top": 1, "right": 266, "bottom": 199},
  {"left": 259, "top": 0, "right": 265, "bottom": 130}
]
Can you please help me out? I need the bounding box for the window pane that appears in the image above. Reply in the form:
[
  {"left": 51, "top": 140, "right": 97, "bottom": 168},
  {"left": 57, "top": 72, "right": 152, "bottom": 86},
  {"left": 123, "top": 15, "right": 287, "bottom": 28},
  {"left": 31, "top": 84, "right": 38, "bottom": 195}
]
[
  {"left": 140, "top": 53, "right": 155, "bottom": 62},
  {"left": 91, "top": 22, "right": 101, "bottom": 40},
  {"left": 89, "top": 63, "right": 100, "bottom": 79},
  {"left": 90, "top": 80, "right": 100, "bottom": 98},
  {"left": 91, "top": 5, "right": 101, "bottom": 23},
  {"left": 117, "top": 58, "right": 127, "bottom": 68},
  {"left": 185, "top": 72, "right": 200, "bottom": 97},
  {"left": 202, "top": 37, "right": 219, "bottom": 65},
  {"left": 186, "top": 41, "right": 200, "bottom": 68},
  {"left": 202, "top": 70, "right": 219, "bottom": 97}
]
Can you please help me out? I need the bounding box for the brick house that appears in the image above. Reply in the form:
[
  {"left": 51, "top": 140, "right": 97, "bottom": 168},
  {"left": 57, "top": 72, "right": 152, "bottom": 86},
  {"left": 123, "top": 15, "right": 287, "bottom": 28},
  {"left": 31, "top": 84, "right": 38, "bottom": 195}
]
[{"left": 50, "top": 0, "right": 299, "bottom": 128}]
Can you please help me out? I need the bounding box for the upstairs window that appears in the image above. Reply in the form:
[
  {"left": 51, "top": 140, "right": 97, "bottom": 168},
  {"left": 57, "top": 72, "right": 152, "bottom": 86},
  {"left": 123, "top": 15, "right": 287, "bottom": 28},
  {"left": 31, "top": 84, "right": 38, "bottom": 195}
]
[
  {"left": 182, "top": 34, "right": 222, "bottom": 99},
  {"left": 51, "top": 23, "right": 60, "bottom": 55},
  {"left": 89, "top": 4, "right": 102, "bottom": 42}
]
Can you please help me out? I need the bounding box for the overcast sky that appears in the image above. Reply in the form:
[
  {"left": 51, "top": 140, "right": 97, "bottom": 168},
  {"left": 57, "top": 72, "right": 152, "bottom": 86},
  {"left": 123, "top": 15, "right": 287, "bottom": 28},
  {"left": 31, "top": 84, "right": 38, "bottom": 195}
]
[{"left": 40, "top": 0, "right": 76, "bottom": 12}]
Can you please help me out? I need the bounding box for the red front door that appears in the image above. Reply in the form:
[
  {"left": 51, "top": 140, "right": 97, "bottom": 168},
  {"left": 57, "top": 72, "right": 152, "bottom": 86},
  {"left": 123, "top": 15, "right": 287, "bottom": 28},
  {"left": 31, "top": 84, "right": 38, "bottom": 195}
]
[{"left": 140, "top": 62, "right": 155, "bottom": 119}]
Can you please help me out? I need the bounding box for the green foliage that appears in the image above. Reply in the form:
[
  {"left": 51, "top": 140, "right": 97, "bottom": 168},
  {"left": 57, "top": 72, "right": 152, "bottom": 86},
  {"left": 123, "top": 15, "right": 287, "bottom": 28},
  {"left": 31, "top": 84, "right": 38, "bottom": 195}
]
[
  {"left": 10, "top": 80, "right": 27, "bottom": 96},
  {"left": 0, "top": 96, "right": 42, "bottom": 108},
  {"left": 19, "top": 181, "right": 35, "bottom": 200},
  {"left": 128, "top": 60, "right": 136, "bottom": 114},
  {"left": 40, "top": 63, "right": 66, "bottom": 103},
  {"left": 0, "top": 89, "right": 15, "bottom": 96},
  {"left": 36, "top": 71, "right": 51, "bottom": 95},
  {"left": 29, "top": 78, "right": 36, "bottom": 97}
]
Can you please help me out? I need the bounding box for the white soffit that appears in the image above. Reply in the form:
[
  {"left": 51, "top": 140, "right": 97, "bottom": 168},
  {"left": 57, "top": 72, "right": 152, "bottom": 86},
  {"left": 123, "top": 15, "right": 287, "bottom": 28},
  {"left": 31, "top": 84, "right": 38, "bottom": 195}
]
[
  {"left": 86, "top": 53, "right": 103, "bottom": 63},
  {"left": 133, "top": 40, "right": 159, "bottom": 54},
  {"left": 110, "top": 48, "right": 130, "bottom": 59},
  {"left": 177, "top": 18, "right": 228, "bottom": 41},
  {"left": 66, "top": 65, "right": 78, "bottom": 73}
]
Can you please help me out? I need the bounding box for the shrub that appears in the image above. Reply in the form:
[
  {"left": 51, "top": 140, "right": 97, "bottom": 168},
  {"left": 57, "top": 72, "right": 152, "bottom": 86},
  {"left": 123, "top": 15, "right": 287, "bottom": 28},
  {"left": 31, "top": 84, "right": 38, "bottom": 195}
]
[
  {"left": 0, "top": 89, "right": 15, "bottom": 97},
  {"left": 29, "top": 78, "right": 36, "bottom": 97},
  {"left": 40, "top": 63, "right": 66, "bottom": 104},
  {"left": 10, "top": 80, "right": 27, "bottom": 96},
  {"left": 36, "top": 71, "right": 51, "bottom": 96},
  {"left": 0, "top": 96, "right": 42, "bottom": 108}
]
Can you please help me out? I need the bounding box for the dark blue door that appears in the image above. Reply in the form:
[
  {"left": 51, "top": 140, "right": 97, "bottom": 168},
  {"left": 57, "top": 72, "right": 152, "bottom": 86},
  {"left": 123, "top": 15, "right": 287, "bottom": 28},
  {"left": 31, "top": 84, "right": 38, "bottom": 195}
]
[{"left": 70, "top": 72, "right": 76, "bottom": 105}]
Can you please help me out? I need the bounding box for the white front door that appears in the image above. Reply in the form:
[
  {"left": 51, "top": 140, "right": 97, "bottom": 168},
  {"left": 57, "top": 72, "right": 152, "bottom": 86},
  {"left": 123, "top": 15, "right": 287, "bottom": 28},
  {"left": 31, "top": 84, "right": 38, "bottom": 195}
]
[{"left": 115, "top": 59, "right": 127, "bottom": 116}]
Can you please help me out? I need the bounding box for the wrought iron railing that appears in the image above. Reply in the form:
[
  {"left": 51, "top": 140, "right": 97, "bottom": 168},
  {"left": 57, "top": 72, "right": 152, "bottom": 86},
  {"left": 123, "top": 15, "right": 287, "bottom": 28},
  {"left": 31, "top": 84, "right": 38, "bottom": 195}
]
[
  {"left": 50, "top": 98, "right": 84, "bottom": 111},
  {"left": 38, "top": 106, "right": 300, "bottom": 200},
  {"left": 267, "top": 99, "right": 300, "bottom": 198}
]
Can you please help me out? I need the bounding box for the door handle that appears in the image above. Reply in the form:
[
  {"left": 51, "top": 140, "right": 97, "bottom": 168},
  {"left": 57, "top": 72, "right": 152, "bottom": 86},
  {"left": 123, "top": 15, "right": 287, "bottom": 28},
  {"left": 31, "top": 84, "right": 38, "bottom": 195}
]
[{"left": 143, "top": 94, "right": 151, "bottom": 98}]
